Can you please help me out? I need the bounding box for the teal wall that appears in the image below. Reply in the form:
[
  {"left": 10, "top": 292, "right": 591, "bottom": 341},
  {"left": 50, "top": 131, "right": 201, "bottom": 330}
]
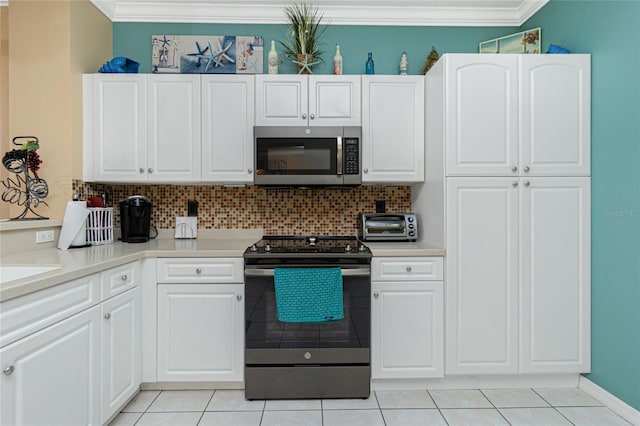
[
  {"left": 113, "top": 22, "right": 519, "bottom": 75},
  {"left": 523, "top": 0, "right": 640, "bottom": 411},
  {"left": 113, "top": 0, "right": 640, "bottom": 411}
]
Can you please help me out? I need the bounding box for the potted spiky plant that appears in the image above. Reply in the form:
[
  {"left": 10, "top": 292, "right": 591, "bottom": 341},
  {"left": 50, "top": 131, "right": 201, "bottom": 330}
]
[{"left": 279, "top": 3, "right": 326, "bottom": 74}]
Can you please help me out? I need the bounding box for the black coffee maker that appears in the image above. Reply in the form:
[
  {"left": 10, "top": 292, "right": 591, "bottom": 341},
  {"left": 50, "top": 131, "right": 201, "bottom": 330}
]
[{"left": 119, "top": 195, "right": 152, "bottom": 243}]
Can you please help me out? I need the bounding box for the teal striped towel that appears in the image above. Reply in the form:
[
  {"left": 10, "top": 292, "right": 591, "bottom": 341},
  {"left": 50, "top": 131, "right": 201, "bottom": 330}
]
[{"left": 274, "top": 268, "right": 344, "bottom": 323}]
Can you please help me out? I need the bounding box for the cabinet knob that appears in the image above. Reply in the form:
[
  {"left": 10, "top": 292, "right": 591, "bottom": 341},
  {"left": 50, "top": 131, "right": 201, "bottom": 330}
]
[
  {"left": 3, "top": 365, "right": 14, "bottom": 375},
  {"left": 310, "top": 114, "right": 315, "bottom": 120},
  {"left": 511, "top": 166, "right": 518, "bottom": 173},
  {"left": 363, "top": 168, "right": 368, "bottom": 174},
  {"left": 406, "top": 266, "right": 412, "bottom": 273},
  {"left": 524, "top": 181, "right": 530, "bottom": 187},
  {"left": 195, "top": 268, "right": 202, "bottom": 274},
  {"left": 512, "top": 181, "right": 518, "bottom": 188},
  {"left": 139, "top": 168, "right": 145, "bottom": 174},
  {"left": 237, "top": 294, "right": 243, "bottom": 301},
  {"left": 121, "top": 275, "right": 128, "bottom": 281},
  {"left": 301, "top": 113, "right": 307, "bottom": 120},
  {"left": 148, "top": 168, "right": 153, "bottom": 174},
  {"left": 104, "top": 313, "right": 111, "bottom": 320},
  {"left": 373, "top": 292, "right": 379, "bottom": 298},
  {"left": 248, "top": 168, "right": 252, "bottom": 174},
  {"left": 524, "top": 166, "right": 530, "bottom": 173}
]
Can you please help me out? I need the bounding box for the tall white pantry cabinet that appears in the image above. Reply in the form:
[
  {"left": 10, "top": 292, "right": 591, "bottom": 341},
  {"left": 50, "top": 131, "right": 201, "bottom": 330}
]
[{"left": 417, "top": 54, "right": 591, "bottom": 375}]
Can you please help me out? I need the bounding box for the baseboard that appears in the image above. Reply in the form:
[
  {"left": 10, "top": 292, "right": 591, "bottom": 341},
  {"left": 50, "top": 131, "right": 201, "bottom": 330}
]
[
  {"left": 372, "top": 374, "right": 580, "bottom": 390},
  {"left": 141, "top": 381, "right": 244, "bottom": 391},
  {"left": 579, "top": 376, "right": 640, "bottom": 425}
]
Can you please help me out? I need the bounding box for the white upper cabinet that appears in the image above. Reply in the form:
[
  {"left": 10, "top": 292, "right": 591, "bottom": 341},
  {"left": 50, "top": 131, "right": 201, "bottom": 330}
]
[
  {"left": 147, "top": 75, "right": 201, "bottom": 182},
  {"left": 86, "top": 74, "right": 147, "bottom": 182},
  {"left": 444, "top": 55, "right": 519, "bottom": 176},
  {"left": 441, "top": 54, "right": 590, "bottom": 177},
  {"left": 201, "top": 75, "right": 255, "bottom": 183},
  {"left": 520, "top": 55, "right": 591, "bottom": 176},
  {"left": 255, "top": 75, "right": 360, "bottom": 126},
  {"left": 84, "top": 74, "right": 201, "bottom": 183},
  {"left": 361, "top": 76, "right": 425, "bottom": 183}
]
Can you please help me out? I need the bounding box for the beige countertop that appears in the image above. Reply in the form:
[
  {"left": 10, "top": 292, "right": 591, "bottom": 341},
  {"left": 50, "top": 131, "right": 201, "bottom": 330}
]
[
  {"left": 1, "top": 231, "right": 444, "bottom": 302},
  {"left": 366, "top": 241, "right": 445, "bottom": 257}
]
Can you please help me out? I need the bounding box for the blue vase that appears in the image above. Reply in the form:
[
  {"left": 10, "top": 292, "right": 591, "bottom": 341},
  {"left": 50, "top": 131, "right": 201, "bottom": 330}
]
[{"left": 365, "top": 52, "right": 374, "bottom": 75}]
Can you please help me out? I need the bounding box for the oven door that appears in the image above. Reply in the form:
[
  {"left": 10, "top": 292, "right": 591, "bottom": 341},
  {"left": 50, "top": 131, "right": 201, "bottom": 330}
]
[
  {"left": 254, "top": 126, "right": 345, "bottom": 186},
  {"left": 244, "top": 266, "right": 370, "bottom": 365}
]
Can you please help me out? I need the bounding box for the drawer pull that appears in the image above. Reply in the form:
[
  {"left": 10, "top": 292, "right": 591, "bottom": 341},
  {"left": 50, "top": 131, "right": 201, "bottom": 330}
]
[
  {"left": 406, "top": 266, "right": 412, "bottom": 273},
  {"left": 104, "top": 313, "right": 111, "bottom": 320},
  {"left": 3, "top": 365, "right": 14, "bottom": 375},
  {"left": 373, "top": 292, "right": 379, "bottom": 298},
  {"left": 121, "top": 275, "right": 128, "bottom": 281},
  {"left": 237, "top": 294, "right": 243, "bottom": 301},
  {"left": 196, "top": 268, "right": 202, "bottom": 274}
]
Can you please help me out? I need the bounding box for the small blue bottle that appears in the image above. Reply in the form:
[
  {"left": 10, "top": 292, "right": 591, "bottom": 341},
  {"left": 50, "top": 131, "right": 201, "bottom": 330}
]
[{"left": 365, "top": 52, "right": 374, "bottom": 75}]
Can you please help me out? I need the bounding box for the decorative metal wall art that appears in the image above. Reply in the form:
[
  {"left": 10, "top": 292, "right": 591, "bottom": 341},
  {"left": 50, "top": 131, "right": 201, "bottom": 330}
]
[{"left": 2, "top": 136, "right": 49, "bottom": 220}]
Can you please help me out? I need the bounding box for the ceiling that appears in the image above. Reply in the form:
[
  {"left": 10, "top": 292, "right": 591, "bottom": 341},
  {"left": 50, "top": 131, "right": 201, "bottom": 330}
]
[{"left": 88, "top": 0, "right": 549, "bottom": 26}]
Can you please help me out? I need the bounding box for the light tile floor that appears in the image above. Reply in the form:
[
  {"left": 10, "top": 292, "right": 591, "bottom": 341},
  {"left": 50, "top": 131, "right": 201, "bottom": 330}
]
[{"left": 109, "top": 388, "right": 632, "bottom": 426}]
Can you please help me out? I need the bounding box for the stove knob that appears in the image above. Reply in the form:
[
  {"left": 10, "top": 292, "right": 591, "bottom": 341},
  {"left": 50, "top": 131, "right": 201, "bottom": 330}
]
[
  {"left": 250, "top": 244, "right": 258, "bottom": 252},
  {"left": 359, "top": 245, "right": 366, "bottom": 252},
  {"left": 345, "top": 244, "right": 352, "bottom": 252},
  {"left": 264, "top": 244, "right": 271, "bottom": 252}
]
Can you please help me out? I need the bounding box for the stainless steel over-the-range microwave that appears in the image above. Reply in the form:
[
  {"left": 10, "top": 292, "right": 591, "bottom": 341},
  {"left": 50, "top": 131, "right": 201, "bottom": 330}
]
[{"left": 254, "top": 126, "right": 362, "bottom": 186}]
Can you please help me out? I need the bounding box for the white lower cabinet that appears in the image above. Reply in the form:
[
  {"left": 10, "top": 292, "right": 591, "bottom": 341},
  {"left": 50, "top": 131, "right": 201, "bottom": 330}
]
[
  {"left": 0, "top": 305, "right": 102, "bottom": 426},
  {"left": 157, "top": 283, "right": 244, "bottom": 382},
  {"left": 445, "top": 177, "right": 590, "bottom": 374},
  {"left": 371, "top": 257, "right": 444, "bottom": 379},
  {"left": 101, "top": 287, "right": 142, "bottom": 423}
]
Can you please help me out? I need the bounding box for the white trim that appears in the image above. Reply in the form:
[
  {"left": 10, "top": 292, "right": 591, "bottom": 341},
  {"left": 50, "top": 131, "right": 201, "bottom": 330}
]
[
  {"left": 373, "top": 373, "right": 580, "bottom": 390},
  {"left": 579, "top": 376, "right": 640, "bottom": 426},
  {"left": 0, "top": 1, "right": 7, "bottom": 7},
  {"left": 90, "top": 0, "right": 549, "bottom": 27}
]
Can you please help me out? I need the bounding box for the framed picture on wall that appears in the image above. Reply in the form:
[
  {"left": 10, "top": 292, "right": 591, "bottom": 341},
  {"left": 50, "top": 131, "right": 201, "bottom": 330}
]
[
  {"left": 479, "top": 28, "right": 541, "bottom": 54},
  {"left": 152, "top": 35, "right": 264, "bottom": 74}
]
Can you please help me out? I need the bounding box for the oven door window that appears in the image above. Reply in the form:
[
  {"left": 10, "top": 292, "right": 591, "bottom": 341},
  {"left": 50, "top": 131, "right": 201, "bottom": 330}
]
[
  {"left": 256, "top": 138, "right": 337, "bottom": 175},
  {"left": 245, "top": 275, "right": 370, "bottom": 349}
]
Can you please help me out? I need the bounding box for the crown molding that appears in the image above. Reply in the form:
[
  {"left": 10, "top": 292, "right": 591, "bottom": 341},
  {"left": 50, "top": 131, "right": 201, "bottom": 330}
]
[
  {"left": 0, "top": 1, "right": 8, "bottom": 7},
  {"left": 90, "top": 0, "right": 548, "bottom": 27}
]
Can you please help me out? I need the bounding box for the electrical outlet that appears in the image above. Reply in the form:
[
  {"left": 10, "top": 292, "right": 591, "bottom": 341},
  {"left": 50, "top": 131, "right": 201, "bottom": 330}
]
[{"left": 36, "top": 230, "right": 55, "bottom": 244}]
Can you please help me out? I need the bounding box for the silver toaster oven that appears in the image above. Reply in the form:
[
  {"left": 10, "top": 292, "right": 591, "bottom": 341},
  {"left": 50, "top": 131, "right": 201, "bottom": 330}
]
[{"left": 358, "top": 213, "right": 418, "bottom": 241}]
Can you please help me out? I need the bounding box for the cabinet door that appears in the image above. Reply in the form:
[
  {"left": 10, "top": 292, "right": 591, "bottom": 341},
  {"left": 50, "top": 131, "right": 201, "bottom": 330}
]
[
  {"left": 520, "top": 177, "right": 590, "bottom": 373},
  {"left": 91, "top": 74, "right": 147, "bottom": 182},
  {"left": 308, "top": 75, "right": 361, "bottom": 126},
  {"left": 157, "top": 284, "right": 244, "bottom": 381},
  {"left": 362, "top": 76, "right": 424, "bottom": 183},
  {"left": 202, "top": 75, "right": 255, "bottom": 183},
  {"left": 102, "top": 287, "right": 141, "bottom": 423},
  {"left": 444, "top": 55, "right": 519, "bottom": 176},
  {"left": 147, "top": 74, "right": 201, "bottom": 182},
  {"left": 255, "top": 75, "right": 307, "bottom": 126},
  {"left": 372, "top": 282, "right": 443, "bottom": 379},
  {"left": 520, "top": 55, "right": 591, "bottom": 176},
  {"left": 445, "top": 177, "right": 519, "bottom": 374},
  {"left": 0, "top": 306, "right": 101, "bottom": 426}
]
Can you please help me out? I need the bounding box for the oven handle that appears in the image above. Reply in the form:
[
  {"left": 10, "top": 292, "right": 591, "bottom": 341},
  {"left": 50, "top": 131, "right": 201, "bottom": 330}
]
[{"left": 244, "top": 268, "right": 370, "bottom": 277}]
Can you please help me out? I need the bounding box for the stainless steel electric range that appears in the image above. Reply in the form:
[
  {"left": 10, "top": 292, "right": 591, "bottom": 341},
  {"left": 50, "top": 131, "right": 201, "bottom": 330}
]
[{"left": 243, "top": 236, "right": 372, "bottom": 400}]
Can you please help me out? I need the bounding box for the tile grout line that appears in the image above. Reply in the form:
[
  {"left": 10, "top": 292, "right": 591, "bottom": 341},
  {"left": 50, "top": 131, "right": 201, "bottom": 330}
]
[
  {"left": 426, "top": 389, "right": 451, "bottom": 426},
  {"left": 478, "top": 388, "right": 513, "bottom": 426},
  {"left": 530, "top": 388, "right": 578, "bottom": 426}
]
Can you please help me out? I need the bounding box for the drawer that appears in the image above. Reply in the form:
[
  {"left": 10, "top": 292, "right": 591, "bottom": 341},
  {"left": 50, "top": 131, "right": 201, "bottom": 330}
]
[
  {"left": 372, "top": 257, "right": 443, "bottom": 281},
  {"left": 156, "top": 258, "right": 244, "bottom": 283},
  {"left": 0, "top": 274, "right": 100, "bottom": 348},
  {"left": 101, "top": 261, "right": 139, "bottom": 299}
]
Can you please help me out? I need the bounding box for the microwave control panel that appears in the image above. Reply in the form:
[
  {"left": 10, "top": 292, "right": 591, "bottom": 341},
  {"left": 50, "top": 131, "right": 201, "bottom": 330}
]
[{"left": 344, "top": 138, "right": 360, "bottom": 175}]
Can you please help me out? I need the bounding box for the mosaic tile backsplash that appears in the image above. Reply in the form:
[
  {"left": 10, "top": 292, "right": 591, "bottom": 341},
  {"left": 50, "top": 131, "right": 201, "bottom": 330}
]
[{"left": 72, "top": 180, "right": 412, "bottom": 236}]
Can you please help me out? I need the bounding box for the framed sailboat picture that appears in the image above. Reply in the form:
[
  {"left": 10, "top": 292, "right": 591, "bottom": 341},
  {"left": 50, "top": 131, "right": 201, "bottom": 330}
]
[{"left": 479, "top": 28, "right": 541, "bottom": 54}]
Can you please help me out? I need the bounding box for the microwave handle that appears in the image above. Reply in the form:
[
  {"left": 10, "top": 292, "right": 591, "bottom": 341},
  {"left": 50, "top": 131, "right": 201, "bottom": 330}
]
[{"left": 336, "top": 136, "right": 343, "bottom": 175}]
